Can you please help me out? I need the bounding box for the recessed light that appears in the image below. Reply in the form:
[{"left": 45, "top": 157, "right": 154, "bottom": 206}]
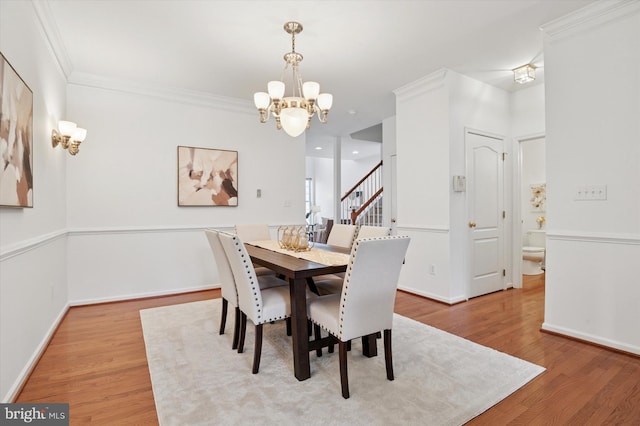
[
  {"left": 315, "top": 146, "right": 323, "bottom": 150},
  {"left": 348, "top": 109, "right": 357, "bottom": 115},
  {"left": 352, "top": 150, "right": 359, "bottom": 154}
]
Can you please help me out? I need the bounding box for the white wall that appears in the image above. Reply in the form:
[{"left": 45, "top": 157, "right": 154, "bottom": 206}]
[
  {"left": 64, "top": 82, "right": 306, "bottom": 303},
  {"left": 394, "top": 69, "right": 510, "bottom": 303},
  {"left": 0, "top": 0, "right": 69, "bottom": 402},
  {"left": 511, "top": 84, "right": 546, "bottom": 138},
  {"left": 0, "top": 1, "right": 307, "bottom": 401},
  {"left": 542, "top": 1, "right": 640, "bottom": 354},
  {"left": 448, "top": 72, "right": 510, "bottom": 298}
]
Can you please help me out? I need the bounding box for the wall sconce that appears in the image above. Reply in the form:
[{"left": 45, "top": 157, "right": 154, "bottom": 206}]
[
  {"left": 513, "top": 64, "right": 536, "bottom": 84},
  {"left": 51, "top": 120, "right": 87, "bottom": 155}
]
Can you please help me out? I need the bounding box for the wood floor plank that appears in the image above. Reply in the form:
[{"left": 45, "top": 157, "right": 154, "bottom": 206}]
[{"left": 14, "top": 276, "right": 640, "bottom": 424}]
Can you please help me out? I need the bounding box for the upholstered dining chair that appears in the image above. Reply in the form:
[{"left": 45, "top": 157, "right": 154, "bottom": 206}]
[
  {"left": 218, "top": 230, "right": 293, "bottom": 374},
  {"left": 235, "top": 223, "right": 275, "bottom": 277},
  {"left": 307, "top": 235, "right": 411, "bottom": 398},
  {"left": 326, "top": 223, "right": 358, "bottom": 249},
  {"left": 204, "top": 229, "right": 240, "bottom": 349},
  {"left": 356, "top": 225, "right": 391, "bottom": 239},
  {"left": 311, "top": 223, "right": 358, "bottom": 295}
]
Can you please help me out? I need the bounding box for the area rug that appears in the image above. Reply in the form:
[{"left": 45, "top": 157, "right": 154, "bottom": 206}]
[{"left": 140, "top": 299, "right": 544, "bottom": 425}]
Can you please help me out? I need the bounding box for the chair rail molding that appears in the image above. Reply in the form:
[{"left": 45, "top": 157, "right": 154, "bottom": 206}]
[
  {"left": 0, "top": 229, "right": 67, "bottom": 262},
  {"left": 546, "top": 230, "right": 640, "bottom": 245}
]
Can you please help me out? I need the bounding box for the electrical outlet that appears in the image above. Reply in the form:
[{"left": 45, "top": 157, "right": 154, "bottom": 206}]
[{"left": 428, "top": 264, "right": 436, "bottom": 275}]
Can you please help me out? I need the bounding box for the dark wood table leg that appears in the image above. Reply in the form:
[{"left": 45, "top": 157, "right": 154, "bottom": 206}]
[
  {"left": 361, "top": 333, "right": 378, "bottom": 358},
  {"left": 290, "top": 277, "right": 311, "bottom": 380}
]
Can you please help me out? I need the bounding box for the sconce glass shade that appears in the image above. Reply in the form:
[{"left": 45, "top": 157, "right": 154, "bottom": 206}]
[
  {"left": 73, "top": 128, "right": 87, "bottom": 142},
  {"left": 513, "top": 64, "right": 536, "bottom": 84},
  {"left": 280, "top": 107, "right": 308, "bottom": 137},
  {"left": 58, "top": 120, "right": 77, "bottom": 136}
]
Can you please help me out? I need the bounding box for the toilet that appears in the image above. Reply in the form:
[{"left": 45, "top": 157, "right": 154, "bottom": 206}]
[{"left": 522, "top": 230, "right": 546, "bottom": 275}]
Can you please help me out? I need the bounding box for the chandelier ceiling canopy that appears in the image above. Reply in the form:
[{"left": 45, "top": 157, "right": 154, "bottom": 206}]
[{"left": 253, "top": 21, "right": 333, "bottom": 137}]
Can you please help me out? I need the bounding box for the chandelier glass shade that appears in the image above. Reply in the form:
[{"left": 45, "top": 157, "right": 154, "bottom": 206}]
[{"left": 253, "top": 22, "right": 332, "bottom": 137}]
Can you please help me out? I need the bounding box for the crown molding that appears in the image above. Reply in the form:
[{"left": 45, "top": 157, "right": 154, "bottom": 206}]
[
  {"left": 541, "top": 0, "right": 640, "bottom": 41},
  {"left": 393, "top": 68, "right": 448, "bottom": 102},
  {"left": 30, "top": 0, "right": 73, "bottom": 78},
  {"left": 67, "top": 71, "right": 255, "bottom": 114}
]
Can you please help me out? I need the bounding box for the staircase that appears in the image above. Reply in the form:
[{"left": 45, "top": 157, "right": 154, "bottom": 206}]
[{"left": 340, "top": 161, "right": 383, "bottom": 226}]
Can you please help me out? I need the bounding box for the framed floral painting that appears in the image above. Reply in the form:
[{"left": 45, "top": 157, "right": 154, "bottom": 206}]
[
  {"left": 177, "top": 146, "right": 238, "bottom": 206},
  {"left": 530, "top": 183, "right": 546, "bottom": 212},
  {"left": 0, "top": 52, "right": 34, "bottom": 208}
]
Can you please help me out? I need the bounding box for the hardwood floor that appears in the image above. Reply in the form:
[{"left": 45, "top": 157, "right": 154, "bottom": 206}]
[{"left": 16, "top": 275, "right": 640, "bottom": 424}]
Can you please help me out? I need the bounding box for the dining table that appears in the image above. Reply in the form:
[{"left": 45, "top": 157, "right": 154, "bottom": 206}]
[{"left": 244, "top": 240, "right": 379, "bottom": 381}]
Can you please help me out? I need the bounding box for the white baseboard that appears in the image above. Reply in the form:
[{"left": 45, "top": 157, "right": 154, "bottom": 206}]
[
  {"left": 541, "top": 322, "right": 640, "bottom": 355},
  {"left": 397, "top": 285, "right": 465, "bottom": 305},
  {"left": 2, "top": 284, "right": 221, "bottom": 403},
  {"left": 69, "top": 284, "right": 220, "bottom": 307},
  {"left": 3, "top": 302, "right": 70, "bottom": 403}
]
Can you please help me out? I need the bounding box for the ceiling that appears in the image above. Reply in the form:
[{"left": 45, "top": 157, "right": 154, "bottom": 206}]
[{"left": 43, "top": 0, "right": 595, "bottom": 160}]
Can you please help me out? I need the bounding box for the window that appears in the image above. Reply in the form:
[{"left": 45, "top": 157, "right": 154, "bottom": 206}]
[{"left": 305, "top": 178, "right": 313, "bottom": 220}]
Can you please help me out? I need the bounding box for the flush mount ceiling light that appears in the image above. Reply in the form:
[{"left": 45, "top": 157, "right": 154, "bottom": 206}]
[
  {"left": 254, "top": 21, "right": 333, "bottom": 137},
  {"left": 513, "top": 64, "right": 536, "bottom": 84}
]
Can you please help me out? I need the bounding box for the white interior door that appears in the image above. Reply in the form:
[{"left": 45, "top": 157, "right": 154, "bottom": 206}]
[{"left": 466, "top": 130, "right": 505, "bottom": 298}]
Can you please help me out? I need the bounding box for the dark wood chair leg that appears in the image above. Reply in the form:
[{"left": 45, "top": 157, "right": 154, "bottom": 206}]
[
  {"left": 219, "top": 298, "right": 228, "bottom": 335},
  {"left": 314, "top": 324, "right": 323, "bottom": 357},
  {"left": 231, "top": 306, "right": 240, "bottom": 350},
  {"left": 252, "top": 324, "right": 263, "bottom": 374},
  {"left": 286, "top": 317, "right": 292, "bottom": 336},
  {"left": 361, "top": 333, "right": 378, "bottom": 357},
  {"left": 339, "top": 341, "right": 350, "bottom": 399},
  {"left": 237, "top": 312, "right": 247, "bottom": 353},
  {"left": 384, "top": 329, "right": 394, "bottom": 381}
]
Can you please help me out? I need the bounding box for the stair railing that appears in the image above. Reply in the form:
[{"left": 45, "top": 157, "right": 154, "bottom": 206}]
[{"left": 340, "top": 160, "right": 383, "bottom": 225}]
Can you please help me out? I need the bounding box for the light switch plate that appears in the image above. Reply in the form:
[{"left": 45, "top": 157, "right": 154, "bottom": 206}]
[{"left": 575, "top": 184, "right": 607, "bottom": 200}]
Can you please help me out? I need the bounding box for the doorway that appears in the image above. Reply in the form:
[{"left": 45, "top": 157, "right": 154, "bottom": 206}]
[{"left": 514, "top": 135, "right": 546, "bottom": 286}]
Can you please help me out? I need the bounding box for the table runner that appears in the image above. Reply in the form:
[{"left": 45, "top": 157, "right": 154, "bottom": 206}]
[{"left": 247, "top": 240, "right": 350, "bottom": 266}]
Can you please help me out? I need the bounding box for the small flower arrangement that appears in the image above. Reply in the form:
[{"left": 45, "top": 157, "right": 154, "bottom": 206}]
[{"left": 536, "top": 216, "right": 546, "bottom": 229}]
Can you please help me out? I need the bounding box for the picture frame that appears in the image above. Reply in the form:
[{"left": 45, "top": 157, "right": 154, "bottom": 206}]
[
  {"left": 0, "top": 52, "right": 34, "bottom": 208},
  {"left": 177, "top": 146, "right": 238, "bottom": 206},
  {"left": 530, "top": 183, "right": 546, "bottom": 212}
]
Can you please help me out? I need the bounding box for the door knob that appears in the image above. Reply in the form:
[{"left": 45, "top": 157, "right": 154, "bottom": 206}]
[{"left": 468, "top": 221, "right": 477, "bottom": 228}]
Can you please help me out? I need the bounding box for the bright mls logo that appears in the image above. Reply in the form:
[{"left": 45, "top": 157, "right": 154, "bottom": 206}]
[{"left": 1, "top": 403, "right": 68, "bottom": 425}]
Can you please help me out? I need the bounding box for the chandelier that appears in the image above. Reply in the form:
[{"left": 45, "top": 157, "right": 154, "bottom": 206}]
[{"left": 253, "top": 21, "right": 333, "bottom": 137}]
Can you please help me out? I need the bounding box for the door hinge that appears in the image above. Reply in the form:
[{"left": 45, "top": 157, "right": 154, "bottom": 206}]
[
  {"left": 502, "top": 210, "right": 506, "bottom": 219},
  {"left": 503, "top": 269, "right": 506, "bottom": 277},
  {"left": 502, "top": 152, "right": 507, "bottom": 161}
]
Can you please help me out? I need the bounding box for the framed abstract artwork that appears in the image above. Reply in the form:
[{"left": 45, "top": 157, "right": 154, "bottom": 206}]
[
  {"left": 177, "top": 146, "right": 238, "bottom": 206},
  {"left": 0, "top": 52, "right": 34, "bottom": 208}
]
